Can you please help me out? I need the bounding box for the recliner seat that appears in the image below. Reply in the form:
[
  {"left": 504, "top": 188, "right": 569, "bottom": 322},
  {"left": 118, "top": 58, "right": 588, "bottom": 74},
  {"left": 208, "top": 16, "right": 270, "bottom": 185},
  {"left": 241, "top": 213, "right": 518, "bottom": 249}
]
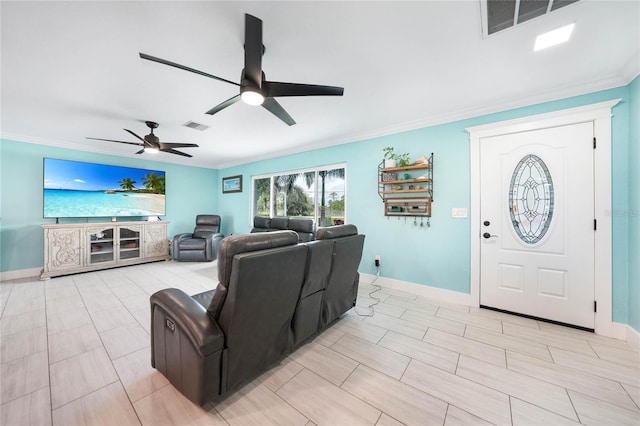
[
  {"left": 150, "top": 224, "right": 365, "bottom": 405},
  {"left": 172, "top": 214, "right": 224, "bottom": 261}
]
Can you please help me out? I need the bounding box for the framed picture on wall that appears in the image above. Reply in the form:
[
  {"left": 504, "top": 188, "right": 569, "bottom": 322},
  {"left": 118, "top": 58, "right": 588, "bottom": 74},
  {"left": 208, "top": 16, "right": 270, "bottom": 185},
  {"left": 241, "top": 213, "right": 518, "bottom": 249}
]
[{"left": 222, "top": 175, "right": 243, "bottom": 193}]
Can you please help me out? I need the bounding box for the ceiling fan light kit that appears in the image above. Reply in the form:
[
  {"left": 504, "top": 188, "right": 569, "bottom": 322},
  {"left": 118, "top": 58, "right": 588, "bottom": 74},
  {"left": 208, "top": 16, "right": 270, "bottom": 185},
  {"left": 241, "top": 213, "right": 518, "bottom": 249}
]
[{"left": 240, "top": 87, "right": 265, "bottom": 106}]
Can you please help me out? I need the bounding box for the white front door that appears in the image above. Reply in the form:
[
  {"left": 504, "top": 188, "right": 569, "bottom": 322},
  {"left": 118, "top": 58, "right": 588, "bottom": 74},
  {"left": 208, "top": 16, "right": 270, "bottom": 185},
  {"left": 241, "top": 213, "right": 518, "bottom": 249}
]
[{"left": 479, "top": 122, "right": 595, "bottom": 329}]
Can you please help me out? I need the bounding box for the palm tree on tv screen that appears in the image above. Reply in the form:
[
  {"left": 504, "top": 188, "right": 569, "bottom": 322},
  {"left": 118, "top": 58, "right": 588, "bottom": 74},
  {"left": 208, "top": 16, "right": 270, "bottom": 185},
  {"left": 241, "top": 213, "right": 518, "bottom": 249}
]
[
  {"left": 119, "top": 177, "right": 136, "bottom": 192},
  {"left": 142, "top": 173, "right": 165, "bottom": 194}
]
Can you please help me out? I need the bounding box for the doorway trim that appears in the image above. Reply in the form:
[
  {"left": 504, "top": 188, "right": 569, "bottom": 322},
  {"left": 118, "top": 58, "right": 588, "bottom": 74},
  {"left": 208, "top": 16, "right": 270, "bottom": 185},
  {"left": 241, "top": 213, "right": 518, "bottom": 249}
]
[{"left": 467, "top": 100, "right": 622, "bottom": 338}]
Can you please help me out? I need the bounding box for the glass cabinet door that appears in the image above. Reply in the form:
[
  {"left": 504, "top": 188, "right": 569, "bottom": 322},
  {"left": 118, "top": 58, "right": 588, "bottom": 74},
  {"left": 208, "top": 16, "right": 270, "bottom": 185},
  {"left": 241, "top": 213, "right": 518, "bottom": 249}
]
[
  {"left": 88, "top": 227, "right": 115, "bottom": 264},
  {"left": 119, "top": 227, "right": 141, "bottom": 260}
]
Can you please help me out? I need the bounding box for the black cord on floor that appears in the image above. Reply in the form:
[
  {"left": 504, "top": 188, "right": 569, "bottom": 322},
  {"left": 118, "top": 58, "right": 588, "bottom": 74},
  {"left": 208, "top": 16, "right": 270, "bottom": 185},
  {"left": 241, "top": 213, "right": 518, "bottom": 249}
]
[{"left": 354, "top": 265, "right": 381, "bottom": 317}]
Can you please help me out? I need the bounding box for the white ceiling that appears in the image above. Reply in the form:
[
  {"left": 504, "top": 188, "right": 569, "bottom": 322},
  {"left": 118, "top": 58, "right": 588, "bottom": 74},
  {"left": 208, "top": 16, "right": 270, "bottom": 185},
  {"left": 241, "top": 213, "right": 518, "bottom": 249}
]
[{"left": 1, "top": 1, "right": 638, "bottom": 169}]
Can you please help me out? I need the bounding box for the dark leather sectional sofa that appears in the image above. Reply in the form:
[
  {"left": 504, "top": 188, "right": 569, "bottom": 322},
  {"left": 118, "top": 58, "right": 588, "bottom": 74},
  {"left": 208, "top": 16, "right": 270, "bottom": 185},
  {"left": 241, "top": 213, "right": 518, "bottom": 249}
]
[
  {"left": 149, "top": 224, "right": 365, "bottom": 405},
  {"left": 250, "top": 215, "right": 315, "bottom": 242}
]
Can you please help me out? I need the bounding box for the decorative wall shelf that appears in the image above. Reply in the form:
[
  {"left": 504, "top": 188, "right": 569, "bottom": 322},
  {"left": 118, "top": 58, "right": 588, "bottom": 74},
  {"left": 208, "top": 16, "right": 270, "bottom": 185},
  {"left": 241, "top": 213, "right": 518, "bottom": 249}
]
[{"left": 378, "top": 153, "right": 434, "bottom": 221}]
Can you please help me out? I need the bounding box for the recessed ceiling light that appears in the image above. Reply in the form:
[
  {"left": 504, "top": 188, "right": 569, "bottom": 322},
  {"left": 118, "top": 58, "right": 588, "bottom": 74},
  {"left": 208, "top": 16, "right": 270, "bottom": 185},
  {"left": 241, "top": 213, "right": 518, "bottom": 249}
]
[{"left": 534, "top": 23, "right": 575, "bottom": 51}]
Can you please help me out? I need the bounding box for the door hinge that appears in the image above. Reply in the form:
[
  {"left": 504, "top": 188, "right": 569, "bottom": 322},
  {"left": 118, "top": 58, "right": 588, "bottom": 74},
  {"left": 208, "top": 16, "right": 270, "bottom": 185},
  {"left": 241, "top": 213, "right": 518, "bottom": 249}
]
[
  {"left": 593, "top": 137, "right": 597, "bottom": 149},
  {"left": 594, "top": 219, "right": 597, "bottom": 230},
  {"left": 594, "top": 300, "right": 597, "bottom": 313}
]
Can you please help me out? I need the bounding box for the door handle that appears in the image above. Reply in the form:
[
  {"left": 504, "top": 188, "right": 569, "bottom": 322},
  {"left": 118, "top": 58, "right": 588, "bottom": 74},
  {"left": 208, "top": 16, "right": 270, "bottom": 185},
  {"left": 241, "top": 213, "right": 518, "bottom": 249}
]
[{"left": 483, "top": 232, "right": 498, "bottom": 239}]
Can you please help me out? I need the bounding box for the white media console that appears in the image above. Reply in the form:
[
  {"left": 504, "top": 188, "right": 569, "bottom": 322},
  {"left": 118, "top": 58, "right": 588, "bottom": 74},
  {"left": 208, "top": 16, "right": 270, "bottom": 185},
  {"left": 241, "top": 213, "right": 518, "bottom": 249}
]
[{"left": 41, "top": 221, "right": 170, "bottom": 279}]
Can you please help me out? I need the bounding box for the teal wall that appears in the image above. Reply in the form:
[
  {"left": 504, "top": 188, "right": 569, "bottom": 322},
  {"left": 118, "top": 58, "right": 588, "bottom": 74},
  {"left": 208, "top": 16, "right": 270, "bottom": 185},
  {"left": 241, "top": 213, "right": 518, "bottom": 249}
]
[
  {"left": 0, "top": 140, "right": 218, "bottom": 272},
  {"left": 628, "top": 75, "right": 640, "bottom": 332},
  {"left": 215, "top": 85, "right": 634, "bottom": 327},
  {"left": 1, "top": 82, "right": 636, "bottom": 331}
]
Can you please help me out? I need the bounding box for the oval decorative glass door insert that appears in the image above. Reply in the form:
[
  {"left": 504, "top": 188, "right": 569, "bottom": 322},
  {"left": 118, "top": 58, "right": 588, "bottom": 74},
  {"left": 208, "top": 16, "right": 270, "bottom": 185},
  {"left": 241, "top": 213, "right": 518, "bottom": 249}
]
[{"left": 508, "top": 154, "right": 554, "bottom": 244}]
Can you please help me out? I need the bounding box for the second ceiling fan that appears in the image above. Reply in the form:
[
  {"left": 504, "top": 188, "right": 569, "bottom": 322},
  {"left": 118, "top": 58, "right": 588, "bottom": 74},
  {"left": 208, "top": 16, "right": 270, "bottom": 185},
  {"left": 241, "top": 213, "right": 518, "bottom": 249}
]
[
  {"left": 87, "top": 121, "right": 198, "bottom": 158},
  {"left": 140, "top": 13, "right": 344, "bottom": 126}
]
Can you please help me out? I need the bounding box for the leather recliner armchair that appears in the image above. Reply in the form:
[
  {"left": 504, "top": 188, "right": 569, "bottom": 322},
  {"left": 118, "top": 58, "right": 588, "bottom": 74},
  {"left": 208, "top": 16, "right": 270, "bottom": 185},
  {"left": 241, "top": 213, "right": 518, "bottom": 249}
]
[{"left": 172, "top": 215, "right": 224, "bottom": 262}]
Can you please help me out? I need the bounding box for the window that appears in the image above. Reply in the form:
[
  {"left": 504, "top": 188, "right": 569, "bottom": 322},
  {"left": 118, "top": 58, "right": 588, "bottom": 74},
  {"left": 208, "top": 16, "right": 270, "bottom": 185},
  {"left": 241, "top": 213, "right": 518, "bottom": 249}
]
[
  {"left": 252, "top": 164, "right": 346, "bottom": 227},
  {"left": 509, "top": 154, "right": 554, "bottom": 244}
]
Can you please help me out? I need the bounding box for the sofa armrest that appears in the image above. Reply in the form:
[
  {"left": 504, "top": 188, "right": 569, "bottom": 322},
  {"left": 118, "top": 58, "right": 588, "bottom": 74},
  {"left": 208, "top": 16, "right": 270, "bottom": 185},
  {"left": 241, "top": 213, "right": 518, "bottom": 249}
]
[
  {"left": 197, "top": 232, "right": 224, "bottom": 260},
  {"left": 210, "top": 233, "right": 224, "bottom": 259},
  {"left": 173, "top": 232, "right": 194, "bottom": 242},
  {"left": 194, "top": 232, "right": 223, "bottom": 245},
  {"left": 200, "top": 232, "right": 224, "bottom": 243},
  {"left": 172, "top": 233, "right": 193, "bottom": 258},
  {"left": 150, "top": 288, "right": 224, "bottom": 357}
]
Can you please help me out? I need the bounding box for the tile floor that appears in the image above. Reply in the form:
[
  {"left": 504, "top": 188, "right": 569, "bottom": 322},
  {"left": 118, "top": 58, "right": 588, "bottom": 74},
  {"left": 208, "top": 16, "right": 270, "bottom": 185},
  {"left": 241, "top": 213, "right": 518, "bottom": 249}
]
[{"left": 1, "top": 261, "right": 639, "bottom": 425}]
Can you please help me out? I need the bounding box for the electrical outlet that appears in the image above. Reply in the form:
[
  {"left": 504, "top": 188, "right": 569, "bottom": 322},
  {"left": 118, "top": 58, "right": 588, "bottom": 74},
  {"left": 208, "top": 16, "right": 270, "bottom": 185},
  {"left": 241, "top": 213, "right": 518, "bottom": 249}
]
[{"left": 374, "top": 255, "right": 381, "bottom": 267}]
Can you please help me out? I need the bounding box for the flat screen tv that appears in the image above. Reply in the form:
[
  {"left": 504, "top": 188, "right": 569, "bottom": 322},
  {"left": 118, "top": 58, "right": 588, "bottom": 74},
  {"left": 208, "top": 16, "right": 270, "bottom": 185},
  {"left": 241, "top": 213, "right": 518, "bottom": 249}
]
[{"left": 43, "top": 158, "right": 166, "bottom": 218}]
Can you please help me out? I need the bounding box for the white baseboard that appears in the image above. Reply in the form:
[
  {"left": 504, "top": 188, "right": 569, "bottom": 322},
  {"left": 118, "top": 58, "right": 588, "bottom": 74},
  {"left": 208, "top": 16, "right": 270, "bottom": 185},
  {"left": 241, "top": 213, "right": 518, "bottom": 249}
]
[
  {"left": 0, "top": 267, "right": 42, "bottom": 281},
  {"left": 359, "top": 273, "right": 640, "bottom": 344},
  {"left": 598, "top": 320, "right": 629, "bottom": 341},
  {"left": 360, "top": 273, "right": 475, "bottom": 307},
  {"left": 622, "top": 323, "right": 640, "bottom": 351}
]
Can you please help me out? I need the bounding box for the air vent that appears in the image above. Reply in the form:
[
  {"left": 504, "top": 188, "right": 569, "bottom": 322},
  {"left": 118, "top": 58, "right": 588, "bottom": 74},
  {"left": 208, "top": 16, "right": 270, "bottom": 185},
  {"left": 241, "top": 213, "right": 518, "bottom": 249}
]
[
  {"left": 183, "top": 121, "right": 209, "bottom": 131},
  {"left": 482, "top": 0, "right": 580, "bottom": 37}
]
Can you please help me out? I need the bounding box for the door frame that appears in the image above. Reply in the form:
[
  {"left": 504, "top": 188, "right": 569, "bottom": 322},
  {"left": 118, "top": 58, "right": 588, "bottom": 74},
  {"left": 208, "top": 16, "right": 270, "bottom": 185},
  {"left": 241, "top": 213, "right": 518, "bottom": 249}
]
[{"left": 467, "top": 100, "right": 621, "bottom": 338}]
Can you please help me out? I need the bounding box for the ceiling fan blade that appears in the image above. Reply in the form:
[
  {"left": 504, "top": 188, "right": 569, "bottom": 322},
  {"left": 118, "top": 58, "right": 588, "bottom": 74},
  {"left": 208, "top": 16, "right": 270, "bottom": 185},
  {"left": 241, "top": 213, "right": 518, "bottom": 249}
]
[
  {"left": 206, "top": 94, "right": 241, "bottom": 115},
  {"left": 159, "top": 142, "right": 199, "bottom": 149},
  {"left": 123, "top": 129, "right": 146, "bottom": 143},
  {"left": 139, "top": 53, "right": 240, "bottom": 87},
  {"left": 262, "top": 97, "right": 296, "bottom": 126},
  {"left": 244, "top": 14, "right": 263, "bottom": 86},
  {"left": 86, "top": 137, "right": 144, "bottom": 147},
  {"left": 135, "top": 149, "right": 145, "bottom": 155},
  {"left": 263, "top": 81, "right": 344, "bottom": 97},
  {"left": 161, "top": 148, "right": 193, "bottom": 158}
]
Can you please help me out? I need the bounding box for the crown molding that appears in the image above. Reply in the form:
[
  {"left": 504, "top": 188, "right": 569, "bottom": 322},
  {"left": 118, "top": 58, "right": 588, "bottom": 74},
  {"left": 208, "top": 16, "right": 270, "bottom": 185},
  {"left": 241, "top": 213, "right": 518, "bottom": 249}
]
[
  {"left": 3, "top": 74, "right": 634, "bottom": 171},
  {"left": 216, "top": 74, "right": 632, "bottom": 169},
  {"left": 0, "top": 132, "right": 216, "bottom": 169},
  {"left": 619, "top": 49, "right": 640, "bottom": 84},
  {"left": 340, "top": 73, "right": 630, "bottom": 144}
]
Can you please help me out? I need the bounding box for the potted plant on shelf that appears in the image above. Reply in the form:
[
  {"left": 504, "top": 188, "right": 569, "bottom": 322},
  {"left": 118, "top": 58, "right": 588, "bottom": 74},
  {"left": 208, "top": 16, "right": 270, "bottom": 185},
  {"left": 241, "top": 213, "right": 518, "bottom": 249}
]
[
  {"left": 383, "top": 147, "right": 411, "bottom": 168},
  {"left": 397, "top": 152, "right": 411, "bottom": 167},
  {"left": 383, "top": 147, "right": 397, "bottom": 168}
]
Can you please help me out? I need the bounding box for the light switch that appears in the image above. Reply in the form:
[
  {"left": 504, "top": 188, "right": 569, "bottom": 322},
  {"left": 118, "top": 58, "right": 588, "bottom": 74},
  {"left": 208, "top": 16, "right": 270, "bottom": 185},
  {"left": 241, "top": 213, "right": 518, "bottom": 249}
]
[{"left": 452, "top": 208, "right": 468, "bottom": 218}]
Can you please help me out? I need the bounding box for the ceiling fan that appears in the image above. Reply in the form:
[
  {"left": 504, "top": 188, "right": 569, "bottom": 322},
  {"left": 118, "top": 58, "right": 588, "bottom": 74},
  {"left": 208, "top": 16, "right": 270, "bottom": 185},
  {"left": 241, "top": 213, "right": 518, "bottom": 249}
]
[
  {"left": 87, "top": 121, "right": 199, "bottom": 158},
  {"left": 139, "top": 13, "right": 344, "bottom": 126}
]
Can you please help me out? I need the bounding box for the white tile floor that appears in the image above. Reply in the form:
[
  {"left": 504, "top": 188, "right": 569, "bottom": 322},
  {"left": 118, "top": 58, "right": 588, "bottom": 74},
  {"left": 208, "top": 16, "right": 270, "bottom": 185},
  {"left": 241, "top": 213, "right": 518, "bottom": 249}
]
[{"left": 1, "top": 261, "right": 639, "bottom": 425}]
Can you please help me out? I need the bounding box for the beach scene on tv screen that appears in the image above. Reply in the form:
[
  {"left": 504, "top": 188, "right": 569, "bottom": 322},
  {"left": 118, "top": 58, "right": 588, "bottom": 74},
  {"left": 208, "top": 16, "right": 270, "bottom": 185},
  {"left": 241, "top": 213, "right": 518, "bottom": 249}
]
[{"left": 44, "top": 159, "right": 166, "bottom": 218}]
